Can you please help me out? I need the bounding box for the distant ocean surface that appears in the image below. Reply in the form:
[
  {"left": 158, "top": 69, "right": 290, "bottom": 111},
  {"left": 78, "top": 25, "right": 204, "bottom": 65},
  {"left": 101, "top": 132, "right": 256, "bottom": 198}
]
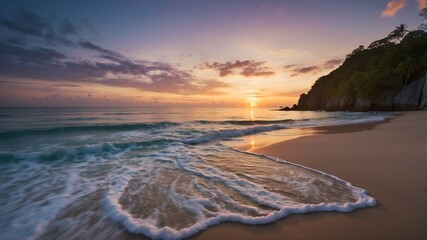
[{"left": 0, "top": 107, "right": 394, "bottom": 239}]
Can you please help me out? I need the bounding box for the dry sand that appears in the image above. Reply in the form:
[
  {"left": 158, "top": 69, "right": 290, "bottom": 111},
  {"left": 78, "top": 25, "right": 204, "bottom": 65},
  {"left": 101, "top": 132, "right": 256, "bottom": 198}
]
[{"left": 190, "top": 111, "right": 427, "bottom": 240}]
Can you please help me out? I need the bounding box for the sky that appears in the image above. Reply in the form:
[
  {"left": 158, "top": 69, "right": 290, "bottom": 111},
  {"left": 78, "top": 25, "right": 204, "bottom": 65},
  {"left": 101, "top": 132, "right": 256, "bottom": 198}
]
[{"left": 0, "top": 0, "right": 425, "bottom": 107}]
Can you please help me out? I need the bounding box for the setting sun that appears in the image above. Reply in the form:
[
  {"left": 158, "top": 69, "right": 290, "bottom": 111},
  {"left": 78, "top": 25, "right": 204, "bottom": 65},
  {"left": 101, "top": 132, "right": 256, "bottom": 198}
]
[{"left": 249, "top": 97, "right": 257, "bottom": 107}]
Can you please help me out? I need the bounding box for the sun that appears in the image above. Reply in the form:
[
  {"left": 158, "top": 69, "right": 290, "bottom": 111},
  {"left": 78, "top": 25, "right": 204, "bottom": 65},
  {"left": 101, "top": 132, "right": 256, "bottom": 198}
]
[{"left": 249, "top": 97, "right": 257, "bottom": 107}]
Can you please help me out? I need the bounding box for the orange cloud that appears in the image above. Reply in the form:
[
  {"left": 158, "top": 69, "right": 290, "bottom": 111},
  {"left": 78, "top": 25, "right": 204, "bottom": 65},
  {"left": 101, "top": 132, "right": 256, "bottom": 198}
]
[
  {"left": 418, "top": 0, "right": 427, "bottom": 9},
  {"left": 381, "top": 0, "right": 407, "bottom": 18}
]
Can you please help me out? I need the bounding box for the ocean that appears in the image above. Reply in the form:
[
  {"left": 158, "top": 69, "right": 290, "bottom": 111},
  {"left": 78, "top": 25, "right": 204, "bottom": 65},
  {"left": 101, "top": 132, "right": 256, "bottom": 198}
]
[{"left": 0, "top": 107, "right": 393, "bottom": 239}]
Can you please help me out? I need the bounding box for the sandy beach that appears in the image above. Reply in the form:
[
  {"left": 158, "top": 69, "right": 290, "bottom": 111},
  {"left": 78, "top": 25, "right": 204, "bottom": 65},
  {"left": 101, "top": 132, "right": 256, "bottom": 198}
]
[{"left": 190, "top": 110, "right": 427, "bottom": 240}]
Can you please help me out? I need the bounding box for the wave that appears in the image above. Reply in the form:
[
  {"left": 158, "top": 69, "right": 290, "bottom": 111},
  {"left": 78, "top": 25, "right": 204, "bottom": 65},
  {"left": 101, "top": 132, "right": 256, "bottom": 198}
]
[
  {"left": 0, "top": 139, "right": 175, "bottom": 163},
  {"left": 183, "top": 124, "right": 289, "bottom": 145},
  {"left": 0, "top": 122, "right": 180, "bottom": 139},
  {"left": 195, "top": 119, "right": 295, "bottom": 125}
]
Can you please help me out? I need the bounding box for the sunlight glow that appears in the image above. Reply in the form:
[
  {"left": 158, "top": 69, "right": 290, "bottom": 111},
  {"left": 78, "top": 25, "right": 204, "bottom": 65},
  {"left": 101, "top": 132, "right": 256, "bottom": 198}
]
[
  {"left": 250, "top": 137, "right": 256, "bottom": 150},
  {"left": 249, "top": 97, "right": 257, "bottom": 108}
]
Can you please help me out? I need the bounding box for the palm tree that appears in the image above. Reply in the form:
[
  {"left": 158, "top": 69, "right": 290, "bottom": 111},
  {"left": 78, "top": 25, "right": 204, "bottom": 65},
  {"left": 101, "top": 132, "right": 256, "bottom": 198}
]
[{"left": 387, "top": 24, "right": 409, "bottom": 43}]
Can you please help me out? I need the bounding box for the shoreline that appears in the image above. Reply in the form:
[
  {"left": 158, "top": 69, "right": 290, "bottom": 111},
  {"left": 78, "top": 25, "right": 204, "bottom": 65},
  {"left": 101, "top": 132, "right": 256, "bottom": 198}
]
[
  {"left": 232, "top": 117, "right": 392, "bottom": 152},
  {"left": 190, "top": 110, "right": 427, "bottom": 240}
]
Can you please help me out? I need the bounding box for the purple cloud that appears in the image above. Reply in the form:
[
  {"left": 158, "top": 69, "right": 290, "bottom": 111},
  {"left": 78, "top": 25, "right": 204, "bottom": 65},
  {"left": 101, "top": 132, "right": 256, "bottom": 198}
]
[
  {"left": 0, "top": 9, "right": 230, "bottom": 96},
  {"left": 286, "top": 58, "right": 343, "bottom": 77},
  {"left": 202, "top": 60, "right": 274, "bottom": 77},
  {"left": 0, "top": 41, "right": 228, "bottom": 95},
  {"left": 0, "top": 8, "right": 79, "bottom": 45}
]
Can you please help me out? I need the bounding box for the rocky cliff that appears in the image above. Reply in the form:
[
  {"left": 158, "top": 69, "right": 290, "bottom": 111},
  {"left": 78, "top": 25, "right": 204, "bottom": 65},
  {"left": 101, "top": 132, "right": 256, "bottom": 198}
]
[
  {"left": 394, "top": 75, "right": 427, "bottom": 110},
  {"left": 298, "top": 74, "right": 427, "bottom": 111},
  {"left": 291, "top": 29, "right": 427, "bottom": 112}
]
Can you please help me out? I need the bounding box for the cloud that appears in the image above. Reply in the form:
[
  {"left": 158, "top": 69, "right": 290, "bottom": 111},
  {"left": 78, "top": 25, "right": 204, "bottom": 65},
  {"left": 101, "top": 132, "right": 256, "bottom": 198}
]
[
  {"left": 289, "top": 66, "right": 320, "bottom": 77},
  {"left": 283, "top": 64, "right": 298, "bottom": 69},
  {"left": 418, "top": 0, "right": 427, "bottom": 9},
  {"left": 101, "top": 77, "right": 228, "bottom": 95},
  {"left": 240, "top": 62, "right": 275, "bottom": 77},
  {"left": 0, "top": 41, "right": 228, "bottom": 95},
  {"left": 0, "top": 8, "right": 230, "bottom": 96},
  {"left": 202, "top": 60, "right": 274, "bottom": 77},
  {"left": 0, "top": 8, "right": 80, "bottom": 45},
  {"left": 52, "top": 83, "right": 82, "bottom": 88},
  {"left": 6, "top": 36, "right": 26, "bottom": 46},
  {"left": 285, "top": 58, "right": 343, "bottom": 77},
  {"left": 381, "top": 0, "right": 407, "bottom": 18},
  {"left": 79, "top": 41, "right": 124, "bottom": 59},
  {"left": 59, "top": 19, "right": 78, "bottom": 36},
  {"left": 0, "top": 41, "right": 66, "bottom": 63},
  {"left": 0, "top": 8, "right": 50, "bottom": 37},
  {"left": 323, "top": 59, "right": 343, "bottom": 69}
]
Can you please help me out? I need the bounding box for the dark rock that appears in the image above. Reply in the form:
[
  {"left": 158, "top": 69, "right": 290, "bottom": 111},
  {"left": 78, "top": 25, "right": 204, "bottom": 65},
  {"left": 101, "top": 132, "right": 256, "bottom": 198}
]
[
  {"left": 420, "top": 74, "right": 427, "bottom": 109},
  {"left": 370, "top": 91, "right": 395, "bottom": 110},
  {"left": 354, "top": 98, "right": 372, "bottom": 110},
  {"left": 294, "top": 74, "right": 427, "bottom": 112},
  {"left": 324, "top": 94, "right": 356, "bottom": 111},
  {"left": 291, "top": 104, "right": 299, "bottom": 110},
  {"left": 298, "top": 94, "right": 321, "bottom": 110},
  {"left": 394, "top": 75, "right": 427, "bottom": 110}
]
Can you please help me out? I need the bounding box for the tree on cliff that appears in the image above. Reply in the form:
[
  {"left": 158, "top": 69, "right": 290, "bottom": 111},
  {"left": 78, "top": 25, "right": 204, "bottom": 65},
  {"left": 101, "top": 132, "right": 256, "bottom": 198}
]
[
  {"left": 368, "top": 24, "right": 409, "bottom": 49},
  {"left": 346, "top": 45, "right": 365, "bottom": 58},
  {"left": 367, "top": 37, "right": 391, "bottom": 49},
  {"left": 387, "top": 24, "right": 409, "bottom": 43}
]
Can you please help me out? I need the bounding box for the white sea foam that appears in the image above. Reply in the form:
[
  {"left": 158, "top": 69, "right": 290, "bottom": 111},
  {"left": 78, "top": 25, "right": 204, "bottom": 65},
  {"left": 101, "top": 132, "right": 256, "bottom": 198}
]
[
  {"left": 182, "top": 125, "right": 289, "bottom": 144},
  {"left": 104, "top": 183, "right": 375, "bottom": 240},
  {"left": 101, "top": 145, "right": 376, "bottom": 239},
  {"left": 0, "top": 162, "right": 84, "bottom": 240}
]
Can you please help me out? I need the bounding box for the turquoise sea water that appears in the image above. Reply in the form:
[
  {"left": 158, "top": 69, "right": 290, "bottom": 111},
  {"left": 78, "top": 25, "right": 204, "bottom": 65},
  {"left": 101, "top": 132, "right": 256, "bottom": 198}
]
[{"left": 0, "top": 107, "right": 392, "bottom": 239}]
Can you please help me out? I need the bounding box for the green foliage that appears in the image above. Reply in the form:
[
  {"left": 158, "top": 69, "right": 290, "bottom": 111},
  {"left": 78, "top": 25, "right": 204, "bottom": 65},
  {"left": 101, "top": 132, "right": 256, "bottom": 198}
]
[
  {"left": 346, "top": 45, "right": 365, "bottom": 58},
  {"left": 350, "top": 70, "right": 398, "bottom": 98},
  {"left": 300, "top": 26, "right": 427, "bottom": 108}
]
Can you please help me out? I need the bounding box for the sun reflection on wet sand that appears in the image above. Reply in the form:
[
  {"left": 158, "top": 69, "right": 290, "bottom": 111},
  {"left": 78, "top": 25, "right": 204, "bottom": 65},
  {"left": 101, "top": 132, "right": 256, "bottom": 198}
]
[
  {"left": 228, "top": 128, "right": 317, "bottom": 152},
  {"left": 250, "top": 136, "right": 256, "bottom": 150}
]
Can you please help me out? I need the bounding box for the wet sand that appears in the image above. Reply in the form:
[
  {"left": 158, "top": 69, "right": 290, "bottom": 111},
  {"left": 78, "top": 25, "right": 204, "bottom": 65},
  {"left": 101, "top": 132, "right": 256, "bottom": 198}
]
[{"left": 190, "top": 111, "right": 427, "bottom": 240}]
